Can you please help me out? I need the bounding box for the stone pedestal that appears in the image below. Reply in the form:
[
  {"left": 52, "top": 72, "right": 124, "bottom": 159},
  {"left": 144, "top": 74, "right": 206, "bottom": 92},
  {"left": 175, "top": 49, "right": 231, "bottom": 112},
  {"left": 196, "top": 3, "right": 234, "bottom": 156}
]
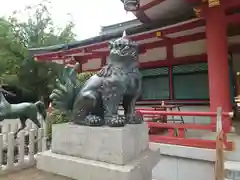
[{"left": 37, "top": 123, "right": 160, "bottom": 180}]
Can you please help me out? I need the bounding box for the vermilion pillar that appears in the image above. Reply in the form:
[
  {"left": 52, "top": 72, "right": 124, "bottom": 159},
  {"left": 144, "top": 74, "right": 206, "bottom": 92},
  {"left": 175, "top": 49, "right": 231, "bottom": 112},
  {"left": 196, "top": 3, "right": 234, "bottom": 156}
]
[{"left": 205, "top": 5, "right": 231, "bottom": 132}]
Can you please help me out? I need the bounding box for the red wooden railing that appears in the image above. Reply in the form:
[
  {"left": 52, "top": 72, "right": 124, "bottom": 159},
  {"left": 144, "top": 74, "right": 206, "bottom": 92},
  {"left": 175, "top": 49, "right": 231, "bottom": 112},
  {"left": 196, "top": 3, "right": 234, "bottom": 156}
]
[{"left": 136, "top": 107, "right": 234, "bottom": 150}]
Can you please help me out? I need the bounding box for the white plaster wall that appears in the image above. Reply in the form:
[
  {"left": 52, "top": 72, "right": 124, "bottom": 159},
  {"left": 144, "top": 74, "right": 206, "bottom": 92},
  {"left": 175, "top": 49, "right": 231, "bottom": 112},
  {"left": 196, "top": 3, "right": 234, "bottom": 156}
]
[
  {"left": 52, "top": 59, "right": 64, "bottom": 64},
  {"left": 82, "top": 35, "right": 240, "bottom": 71},
  {"left": 139, "top": 47, "right": 166, "bottom": 62},
  {"left": 173, "top": 35, "right": 240, "bottom": 58},
  {"left": 173, "top": 39, "right": 206, "bottom": 57},
  {"left": 82, "top": 58, "right": 101, "bottom": 71}
]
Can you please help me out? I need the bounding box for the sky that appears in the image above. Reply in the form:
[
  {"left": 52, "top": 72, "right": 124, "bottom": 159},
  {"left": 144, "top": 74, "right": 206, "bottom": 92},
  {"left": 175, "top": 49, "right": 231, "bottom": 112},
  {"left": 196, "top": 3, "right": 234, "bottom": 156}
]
[{"left": 0, "top": 0, "right": 136, "bottom": 40}]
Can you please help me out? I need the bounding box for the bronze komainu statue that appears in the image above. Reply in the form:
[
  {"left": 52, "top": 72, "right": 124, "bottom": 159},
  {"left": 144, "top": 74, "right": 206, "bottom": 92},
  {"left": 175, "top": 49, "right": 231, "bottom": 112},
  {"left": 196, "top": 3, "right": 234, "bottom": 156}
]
[{"left": 50, "top": 32, "right": 143, "bottom": 127}]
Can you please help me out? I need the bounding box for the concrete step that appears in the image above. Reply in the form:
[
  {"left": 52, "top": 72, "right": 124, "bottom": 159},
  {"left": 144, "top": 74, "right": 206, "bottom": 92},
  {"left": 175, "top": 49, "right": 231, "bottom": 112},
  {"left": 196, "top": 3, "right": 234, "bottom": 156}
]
[
  {"left": 200, "top": 132, "right": 240, "bottom": 161},
  {"left": 225, "top": 161, "right": 240, "bottom": 180},
  {"left": 225, "top": 133, "right": 240, "bottom": 162}
]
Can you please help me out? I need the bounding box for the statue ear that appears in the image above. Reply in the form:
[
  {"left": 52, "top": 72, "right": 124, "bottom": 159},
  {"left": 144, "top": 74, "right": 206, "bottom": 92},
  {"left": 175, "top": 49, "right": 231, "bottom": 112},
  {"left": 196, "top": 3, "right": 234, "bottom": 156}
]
[{"left": 108, "top": 41, "right": 114, "bottom": 50}]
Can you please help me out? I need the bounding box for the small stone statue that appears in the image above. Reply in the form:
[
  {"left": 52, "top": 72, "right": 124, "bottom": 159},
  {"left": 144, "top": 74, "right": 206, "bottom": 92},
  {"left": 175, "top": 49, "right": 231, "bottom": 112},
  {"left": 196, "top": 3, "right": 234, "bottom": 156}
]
[{"left": 50, "top": 32, "right": 143, "bottom": 127}]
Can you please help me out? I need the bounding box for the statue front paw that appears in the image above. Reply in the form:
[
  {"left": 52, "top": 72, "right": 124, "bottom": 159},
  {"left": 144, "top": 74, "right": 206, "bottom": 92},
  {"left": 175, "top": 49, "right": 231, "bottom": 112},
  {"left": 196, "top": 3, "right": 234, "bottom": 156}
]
[
  {"left": 85, "top": 115, "right": 105, "bottom": 126},
  {"left": 105, "top": 115, "right": 126, "bottom": 127}
]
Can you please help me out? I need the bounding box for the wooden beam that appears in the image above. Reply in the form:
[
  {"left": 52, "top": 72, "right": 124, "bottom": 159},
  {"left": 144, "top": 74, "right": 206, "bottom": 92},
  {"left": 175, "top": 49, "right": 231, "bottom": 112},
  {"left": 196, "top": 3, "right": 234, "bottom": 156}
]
[
  {"left": 34, "top": 12, "right": 240, "bottom": 62},
  {"left": 227, "top": 13, "right": 240, "bottom": 25},
  {"left": 223, "top": 0, "right": 240, "bottom": 9},
  {"left": 184, "top": 0, "right": 202, "bottom": 6},
  {"left": 34, "top": 19, "right": 205, "bottom": 61},
  {"left": 135, "top": 10, "right": 151, "bottom": 23},
  {"left": 140, "top": 0, "right": 166, "bottom": 11}
]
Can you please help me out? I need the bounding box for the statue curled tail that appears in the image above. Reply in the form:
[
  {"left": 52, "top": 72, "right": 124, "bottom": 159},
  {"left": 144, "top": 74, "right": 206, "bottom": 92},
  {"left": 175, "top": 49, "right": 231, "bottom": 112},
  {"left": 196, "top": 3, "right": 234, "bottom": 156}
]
[{"left": 35, "top": 101, "right": 47, "bottom": 120}]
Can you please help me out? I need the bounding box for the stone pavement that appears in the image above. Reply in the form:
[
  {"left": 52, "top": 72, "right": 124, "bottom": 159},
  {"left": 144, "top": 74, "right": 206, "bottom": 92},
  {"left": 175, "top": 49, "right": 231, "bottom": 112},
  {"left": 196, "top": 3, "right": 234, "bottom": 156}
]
[
  {"left": 1, "top": 168, "right": 157, "bottom": 180},
  {"left": 1, "top": 168, "right": 74, "bottom": 180}
]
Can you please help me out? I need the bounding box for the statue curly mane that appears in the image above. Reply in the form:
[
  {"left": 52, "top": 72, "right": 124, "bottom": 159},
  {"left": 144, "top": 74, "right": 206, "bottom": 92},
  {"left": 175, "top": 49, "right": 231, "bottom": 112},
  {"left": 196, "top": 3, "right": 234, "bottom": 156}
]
[
  {"left": 97, "top": 64, "right": 139, "bottom": 78},
  {"left": 97, "top": 36, "right": 139, "bottom": 78}
]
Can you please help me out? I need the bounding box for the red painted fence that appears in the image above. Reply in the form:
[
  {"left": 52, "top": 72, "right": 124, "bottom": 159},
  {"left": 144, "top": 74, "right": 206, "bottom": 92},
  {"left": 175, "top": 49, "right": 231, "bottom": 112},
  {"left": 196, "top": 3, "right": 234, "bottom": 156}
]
[{"left": 136, "top": 108, "right": 234, "bottom": 150}]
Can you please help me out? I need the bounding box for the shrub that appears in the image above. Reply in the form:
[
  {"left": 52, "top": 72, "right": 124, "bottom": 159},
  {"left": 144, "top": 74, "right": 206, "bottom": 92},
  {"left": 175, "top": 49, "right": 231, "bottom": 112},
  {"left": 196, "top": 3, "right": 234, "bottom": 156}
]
[
  {"left": 77, "top": 71, "right": 95, "bottom": 86},
  {"left": 47, "top": 71, "right": 95, "bottom": 139},
  {"left": 46, "top": 109, "right": 69, "bottom": 140}
]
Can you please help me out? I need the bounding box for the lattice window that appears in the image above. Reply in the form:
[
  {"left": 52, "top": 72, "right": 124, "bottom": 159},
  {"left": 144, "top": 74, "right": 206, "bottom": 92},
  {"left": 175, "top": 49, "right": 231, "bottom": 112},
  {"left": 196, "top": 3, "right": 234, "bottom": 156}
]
[
  {"left": 140, "top": 67, "right": 169, "bottom": 100},
  {"left": 172, "top": 63, "right": 209, "bottom": 100}
]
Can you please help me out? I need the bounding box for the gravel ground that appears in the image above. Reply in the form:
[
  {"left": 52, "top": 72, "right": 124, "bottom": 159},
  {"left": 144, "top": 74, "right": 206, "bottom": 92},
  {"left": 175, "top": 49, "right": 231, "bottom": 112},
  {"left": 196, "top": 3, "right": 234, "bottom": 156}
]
[{"left": 0, "top": 168, "right": 74, "bottom": 180}]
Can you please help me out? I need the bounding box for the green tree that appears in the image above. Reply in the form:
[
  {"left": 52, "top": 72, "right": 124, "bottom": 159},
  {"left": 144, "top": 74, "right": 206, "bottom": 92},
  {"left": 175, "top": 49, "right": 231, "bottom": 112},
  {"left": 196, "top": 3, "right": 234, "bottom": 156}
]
[
  {"left": 0, "top": 18, "right": 24, "bottom": 81},
  {"left": 77, "top": 72, "right": 95, "bottom": 86},
  {"left": 0, "top": 1, "right": 76, "bottom": 102}
]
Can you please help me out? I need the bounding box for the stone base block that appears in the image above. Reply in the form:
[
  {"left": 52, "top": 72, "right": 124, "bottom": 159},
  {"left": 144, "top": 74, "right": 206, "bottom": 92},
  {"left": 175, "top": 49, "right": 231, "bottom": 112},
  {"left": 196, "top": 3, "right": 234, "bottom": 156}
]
[
  {"left": 37, "top": 149, "right": 159, "bottom": 180},
  {"left": 52, "top": 123, "right": 149, "bottom": 165}
]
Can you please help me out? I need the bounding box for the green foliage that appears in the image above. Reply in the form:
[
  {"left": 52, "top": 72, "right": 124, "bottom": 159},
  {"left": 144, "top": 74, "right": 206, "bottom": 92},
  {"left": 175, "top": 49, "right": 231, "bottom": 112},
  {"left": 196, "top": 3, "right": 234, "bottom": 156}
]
[
  {"left": 46, "top": 109, "right": 70, "bottom": 139},
  {"left": 0, "top": 18, "right": 24, "bottom": 78},
  {"left": 77, "top": 72, "right": 95, "bottom": 85},
  {"left": 0, "top": 0, "right": 76, "bottom": 102},
  {"left": 18, "top": 58, "right": 64, "bottom": 101},
  {"left": 0, "top": 1, "right": 80, "bottom": 140},
  {"left": 0, "top": 74, "right": 18, "bottom": 85}
]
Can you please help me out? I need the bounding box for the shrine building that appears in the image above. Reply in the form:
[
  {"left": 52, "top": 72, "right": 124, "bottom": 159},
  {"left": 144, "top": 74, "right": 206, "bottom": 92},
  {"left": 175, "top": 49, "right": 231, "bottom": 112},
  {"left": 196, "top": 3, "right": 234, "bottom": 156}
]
[{"left": 31, "top": 0, "right": 240, "bottom": 130}]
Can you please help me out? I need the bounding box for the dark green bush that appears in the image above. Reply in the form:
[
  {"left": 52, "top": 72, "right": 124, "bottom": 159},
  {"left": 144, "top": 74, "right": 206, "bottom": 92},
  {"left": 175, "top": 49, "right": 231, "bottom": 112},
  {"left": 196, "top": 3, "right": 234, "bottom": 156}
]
[
  {"left": 46, "top": 109, "right": 69, "bottom": 139},
  {"left": 47, "top": 71, "right": 95, "bottom": 139}
]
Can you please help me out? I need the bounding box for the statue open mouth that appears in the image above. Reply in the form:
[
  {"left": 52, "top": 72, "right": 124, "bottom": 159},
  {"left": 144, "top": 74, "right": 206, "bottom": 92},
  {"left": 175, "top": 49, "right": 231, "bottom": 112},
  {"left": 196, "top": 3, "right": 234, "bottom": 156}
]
[{"left": 109, "top": 31, "right": 138, "bottom": 58}]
